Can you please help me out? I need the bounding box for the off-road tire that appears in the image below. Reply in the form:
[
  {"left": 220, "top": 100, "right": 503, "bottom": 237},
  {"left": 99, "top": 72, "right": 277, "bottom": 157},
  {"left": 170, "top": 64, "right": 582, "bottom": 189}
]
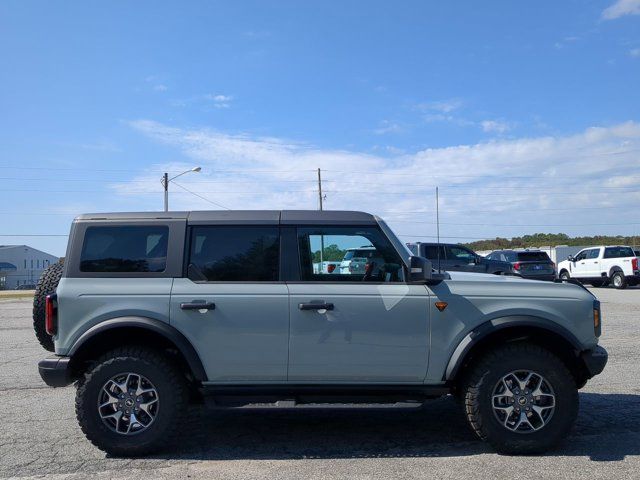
[
  {"left": 75, "top": 347, "right": 189, "bottom": 456},
  {"left": 461, "top": 343, "right": 578, "bottom": 454},
  {"left": 32, "top": 261, "right": 64, "bottom": 351},
  {"left": 611, "top": 271, "right": 627, "bottom": 290}
]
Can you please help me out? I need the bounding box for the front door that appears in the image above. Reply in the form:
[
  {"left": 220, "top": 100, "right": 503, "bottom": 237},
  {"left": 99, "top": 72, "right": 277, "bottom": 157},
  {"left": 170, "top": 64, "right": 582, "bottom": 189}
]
[
  {"left": 170, "top": 225, "right": 289, "bottom": 382},
  {"left": 445, "top": 245, "right": 482, "bottom": 273},
  {"left": 287, "top": 226, "right": 430, "bottom": 383}
]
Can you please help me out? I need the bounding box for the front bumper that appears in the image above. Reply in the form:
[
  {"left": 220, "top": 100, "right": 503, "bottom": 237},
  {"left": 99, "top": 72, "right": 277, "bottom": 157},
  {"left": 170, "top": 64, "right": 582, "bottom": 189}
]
[
  {"left": 581, "top": 345, "right": 608, "bottom": 378},
  {"left": 38, "top": 356, "right": 73, "bottom": 387}
]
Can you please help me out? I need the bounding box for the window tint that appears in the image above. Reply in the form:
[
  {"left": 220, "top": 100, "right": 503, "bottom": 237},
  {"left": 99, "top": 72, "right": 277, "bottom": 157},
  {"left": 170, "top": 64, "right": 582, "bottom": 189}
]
[
  {"left": 80, "top": 226, "right": 168, "bottom": 272},
  {"left": 516, "top": 251, "right": 551, "bottom": 262},
  {"left": 603, "top": 246, "right": 634, "bottom": 259},
  {"left": 298, "top": 226, "right": 405, "bottom": 282},
  {"left": 446, "top": 246, "right": 475, "bottom": 262},
  {"left": 422, "top": 245, "right": 445, "bottom": 261},
  {"left": 586, "top": 248, "right": 600, "bottom": 259},
  {"left": 188, "top": 226, "right": 279, "bottom": 281}
]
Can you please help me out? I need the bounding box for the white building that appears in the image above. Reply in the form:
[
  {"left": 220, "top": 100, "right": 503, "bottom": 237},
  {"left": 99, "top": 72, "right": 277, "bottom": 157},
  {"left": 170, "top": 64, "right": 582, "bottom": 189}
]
[{"left": 0, "top": 245, "right": 59, "bottom": 290}]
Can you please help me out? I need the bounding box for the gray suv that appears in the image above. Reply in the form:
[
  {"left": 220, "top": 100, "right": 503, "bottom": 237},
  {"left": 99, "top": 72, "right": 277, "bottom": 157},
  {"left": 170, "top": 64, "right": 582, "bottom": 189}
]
[{"left": 37, "top": 210, "right": 607, "bottom": 456}]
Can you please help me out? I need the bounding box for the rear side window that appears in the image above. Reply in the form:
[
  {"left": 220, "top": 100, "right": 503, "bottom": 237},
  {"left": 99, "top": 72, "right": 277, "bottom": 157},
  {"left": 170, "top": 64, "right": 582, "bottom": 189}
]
[
  {"left": 603, "top": 247, "right": 634, "bottom": 258},
  {"left": 80, "top": 226, "right": 169, "bottom": 272},
  {"left": 516, "top": 252, "right": 551, "bottom": 262},
  {"left": 188, "top": 226, "right": 279, "bottom": 281},
  {"left": 423, "top": 245, "right": 445, "bottom": 260}
]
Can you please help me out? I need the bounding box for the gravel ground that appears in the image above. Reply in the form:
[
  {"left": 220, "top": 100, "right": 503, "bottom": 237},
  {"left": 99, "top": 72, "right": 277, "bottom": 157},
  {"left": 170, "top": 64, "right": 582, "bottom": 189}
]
[{"left": 1, "top": 287, "right": 639, "bottom": 480}]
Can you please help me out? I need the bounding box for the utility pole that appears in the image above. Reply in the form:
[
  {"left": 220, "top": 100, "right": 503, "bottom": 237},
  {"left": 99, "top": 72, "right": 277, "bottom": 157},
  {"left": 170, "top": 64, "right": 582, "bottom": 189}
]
[
  {"left": 436, "top": 186, "right": 441, "bottom": 273},
  {"left": 317, "top": 168, "right": 323, "bottom": 211},
  {"left": 318, "top": 168, "right": 324, "bottom": 272},
  {"left": 162, "top": 172, "right": 169, "bottom": 212}
]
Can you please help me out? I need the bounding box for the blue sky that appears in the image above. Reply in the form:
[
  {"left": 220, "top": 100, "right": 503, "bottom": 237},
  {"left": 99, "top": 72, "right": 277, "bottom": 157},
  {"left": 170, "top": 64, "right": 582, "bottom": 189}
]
[{"left": 1, "top": 0, "right": 639, "bottom": 256}]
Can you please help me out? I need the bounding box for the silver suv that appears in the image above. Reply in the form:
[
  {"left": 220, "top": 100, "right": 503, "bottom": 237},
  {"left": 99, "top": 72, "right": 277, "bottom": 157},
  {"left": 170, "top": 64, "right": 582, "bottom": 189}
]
[{"left": 37, "top": 210, "right": 607, "bottom": 456}]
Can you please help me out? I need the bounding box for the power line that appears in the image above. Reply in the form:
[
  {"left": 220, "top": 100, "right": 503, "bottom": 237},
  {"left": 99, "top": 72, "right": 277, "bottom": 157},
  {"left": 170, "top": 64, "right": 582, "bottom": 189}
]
[{"left": 171, "top": 182, "right": 231, "bottom": 210}]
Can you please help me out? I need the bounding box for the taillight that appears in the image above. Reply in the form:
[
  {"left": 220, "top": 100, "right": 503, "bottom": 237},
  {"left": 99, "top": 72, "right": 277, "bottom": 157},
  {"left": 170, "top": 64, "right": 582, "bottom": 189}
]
[
  {"left": 513, "top": 262, "right": 521, "bottom": 271},
  {"left": 633, "top": 258, "right": 638, "bottom": 271},
  {"left": 45, "top": 294, "right": 57, "bottom": 336}
]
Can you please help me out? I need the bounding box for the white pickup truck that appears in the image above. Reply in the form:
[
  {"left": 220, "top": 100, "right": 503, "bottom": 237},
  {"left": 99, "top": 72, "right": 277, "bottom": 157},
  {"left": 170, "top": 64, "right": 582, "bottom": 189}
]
[{"left": 558, "top": 245, "right": 640, "bottom": 289}]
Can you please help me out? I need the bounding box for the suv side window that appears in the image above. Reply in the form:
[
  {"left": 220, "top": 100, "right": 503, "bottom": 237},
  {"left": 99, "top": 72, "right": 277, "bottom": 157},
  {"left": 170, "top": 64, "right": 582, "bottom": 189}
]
[
  {"left": 297, "top": 226, "right": 405, "bottom": 282},
  {"left": 80, "top": 226, "right": 168, "bottom": 273},
  {"left": 188, "top": 226, "right": 280, "bottom": 281}
]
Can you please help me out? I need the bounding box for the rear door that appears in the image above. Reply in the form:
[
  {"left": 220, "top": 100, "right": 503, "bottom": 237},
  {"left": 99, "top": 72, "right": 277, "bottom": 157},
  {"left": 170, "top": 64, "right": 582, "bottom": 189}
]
[
  {"left": 287, "top": 225, "right": 430, "bottom": 383},
  {"left": 170, "top": 225, "right": 289, "bottom": 382}
]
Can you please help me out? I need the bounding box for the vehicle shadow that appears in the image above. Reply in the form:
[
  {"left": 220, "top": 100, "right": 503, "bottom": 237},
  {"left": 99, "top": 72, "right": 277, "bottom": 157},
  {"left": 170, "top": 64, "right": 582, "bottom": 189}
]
[{"left": 151, "top": 392, "right": 640, "bottom": 462}]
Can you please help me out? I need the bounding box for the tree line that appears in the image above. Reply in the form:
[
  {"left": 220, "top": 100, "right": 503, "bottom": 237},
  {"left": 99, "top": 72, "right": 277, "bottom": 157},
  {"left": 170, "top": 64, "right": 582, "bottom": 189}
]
[{"left": 463, "top": 233, "right": 639, "bottom": 251}]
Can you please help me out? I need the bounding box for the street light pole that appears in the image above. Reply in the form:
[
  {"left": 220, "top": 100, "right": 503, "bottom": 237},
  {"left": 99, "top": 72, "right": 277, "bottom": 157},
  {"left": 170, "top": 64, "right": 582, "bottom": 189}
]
[
  {"left": 161, "top": 167, "right": 201, "bottom": 212},
  {"left": 163, "top": 172, "right": 169, "bottom": 212}
]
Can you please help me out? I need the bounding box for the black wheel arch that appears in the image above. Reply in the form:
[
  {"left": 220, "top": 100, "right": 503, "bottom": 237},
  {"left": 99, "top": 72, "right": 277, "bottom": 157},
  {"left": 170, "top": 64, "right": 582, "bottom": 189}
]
[
  {"left": 608, "top": 266, "right": 623, "bottom": 277},
  {"left": 67, "top": 316, "right": 207, "bottom": 383},
  {"left": 444, "top": 316, "right": 589, "bottom": 388}
]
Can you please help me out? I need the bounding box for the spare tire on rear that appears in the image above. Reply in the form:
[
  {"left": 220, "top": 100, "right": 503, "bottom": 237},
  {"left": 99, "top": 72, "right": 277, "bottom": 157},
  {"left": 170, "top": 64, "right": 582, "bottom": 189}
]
[{"left": 33, "top": 261, "right": 64, "bottom": 352}]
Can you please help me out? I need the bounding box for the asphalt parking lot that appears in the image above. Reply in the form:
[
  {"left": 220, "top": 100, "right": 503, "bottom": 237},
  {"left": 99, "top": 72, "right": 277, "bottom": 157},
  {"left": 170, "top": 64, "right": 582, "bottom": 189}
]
[{"left": 1, "top": 287, "right": 639, "bottom": 480}]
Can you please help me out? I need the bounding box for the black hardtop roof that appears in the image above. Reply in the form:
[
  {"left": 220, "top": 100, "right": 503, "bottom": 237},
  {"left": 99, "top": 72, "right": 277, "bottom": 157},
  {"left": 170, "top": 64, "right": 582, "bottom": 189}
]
[{"left": 75, "top": 210, "right": 378, "bottom": 225}]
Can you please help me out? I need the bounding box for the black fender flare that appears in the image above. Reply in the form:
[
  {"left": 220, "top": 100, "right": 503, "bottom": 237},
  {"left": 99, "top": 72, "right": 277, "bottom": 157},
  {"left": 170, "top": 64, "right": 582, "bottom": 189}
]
[
  {"left": 608, "top": 266, "right": 623, "bottom": 278},
  {"left": 68, "top": 316, "right": 207, "bottom": 382},
  {"left": 444, "top": 315, "right": 582, "bottom": 382}
]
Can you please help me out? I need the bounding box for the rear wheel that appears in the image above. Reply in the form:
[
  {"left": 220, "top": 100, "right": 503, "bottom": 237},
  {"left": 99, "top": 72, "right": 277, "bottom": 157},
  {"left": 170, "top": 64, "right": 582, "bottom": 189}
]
[
  {"left": 611, "top": 271, "right": 627, "bottom": 289},
  {"left": 32, "top": 261, "right": 64, "bottom": 351},
  {"left": 75, "top": 347, "right": 188, "bottom": 456},
  {"left": 461, "top": 343, "right": 578, "bottom": 454}
]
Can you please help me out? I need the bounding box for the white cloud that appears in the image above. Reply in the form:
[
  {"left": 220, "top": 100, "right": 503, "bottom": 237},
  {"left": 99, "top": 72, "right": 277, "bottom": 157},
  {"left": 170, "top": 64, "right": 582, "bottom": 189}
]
[
  {"left": 630, "top": 48, "right": 640, "bottom": 57},
  {"left": 481, "top": 120, "right": 512, "bottom": 134},
  {"left": 602, "top": 0, "right": 640, "bottom": 19},
  {"left": 204, "top": 94, "right": 234, "bottom": 108},
  {"left": 119, "top": 120, "right": 640, "bottom": 240},
  {"left": 416, "top": 99, "right": 463, "bottom": 113},
  {"left": 153, "top": 84, "right": 168, "bottom": 92},
  {"left": 373, "top": 120, "right": 403, "bottom": 135}
]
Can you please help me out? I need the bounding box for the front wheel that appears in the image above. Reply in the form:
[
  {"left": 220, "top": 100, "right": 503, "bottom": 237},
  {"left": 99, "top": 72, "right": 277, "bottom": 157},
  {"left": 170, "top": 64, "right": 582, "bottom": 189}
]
[
  {"left": 75, "top": 347, "right": 188, "bottom": 456},
  {"left": 461, "top": 343, "right": 578, "bottom": 454},
  {"left": 559, "top": 270, "right": 570, "bottom": 281}
]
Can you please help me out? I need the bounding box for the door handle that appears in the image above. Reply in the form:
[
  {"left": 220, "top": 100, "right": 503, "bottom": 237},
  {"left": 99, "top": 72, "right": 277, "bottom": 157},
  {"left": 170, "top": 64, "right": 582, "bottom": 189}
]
[
  {"left": 299, "top": 302, "right": 334, "bottom": 311},
  {"left": 180, "top": 302, "right": 216, "bottom": 311}
]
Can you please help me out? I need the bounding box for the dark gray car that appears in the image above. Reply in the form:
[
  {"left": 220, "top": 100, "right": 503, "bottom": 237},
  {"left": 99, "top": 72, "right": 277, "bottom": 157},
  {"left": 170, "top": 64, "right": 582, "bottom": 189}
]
[
  {"left": 407, "top": 242, "right": 513, "bottom": 275},
  {"left": 487, "top": 250, "right": 556, "bottom": 281}
]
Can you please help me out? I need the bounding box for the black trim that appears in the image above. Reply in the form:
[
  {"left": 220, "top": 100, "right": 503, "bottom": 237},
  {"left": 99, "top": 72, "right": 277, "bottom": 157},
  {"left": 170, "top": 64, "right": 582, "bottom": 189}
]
[
  {"left": 280, "top": 226, "right": 300, "bottom": 281},
  {"left": 444, "top": 316, "right": 584, "bottom": 381},
  {"left": 202, "top": 384, "right": 450, "bottom": 404},
  {"left": 38, "top": 356, "right": 72, "bottom": 387},
  {"left": 580, "top": 345, "right": 608, "bottom": 378},
  {"left": 68, "top": 316, "right": 208, "bottom": 382}
]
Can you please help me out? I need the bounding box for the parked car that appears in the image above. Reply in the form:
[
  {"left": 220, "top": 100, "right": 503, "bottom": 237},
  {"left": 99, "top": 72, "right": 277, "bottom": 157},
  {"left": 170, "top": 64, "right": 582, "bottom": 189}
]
[
  {"left": 407, "top": 242, "right": 513, "bottom": 275},
  {"left": 487, "top": 250, "right": 556, "bottom": 281},
  {"left": 557, "top": 246, "right": 640, "bottom": 289},
  {"left": 339, "top": 246, "right": 385, "bottom": 274},
  {"left": 37, "top": 210, "right": 606, "bottom": 456}
]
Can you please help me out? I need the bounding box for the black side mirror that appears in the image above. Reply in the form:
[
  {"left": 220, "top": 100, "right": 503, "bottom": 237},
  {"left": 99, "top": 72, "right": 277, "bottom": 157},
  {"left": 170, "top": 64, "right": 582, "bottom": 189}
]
[
  {"left": 409, "top": 256, "right": 433, "bottom": 282},
  {"left": 567, "top": 255, "right": 574, "bottom": 262}
]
